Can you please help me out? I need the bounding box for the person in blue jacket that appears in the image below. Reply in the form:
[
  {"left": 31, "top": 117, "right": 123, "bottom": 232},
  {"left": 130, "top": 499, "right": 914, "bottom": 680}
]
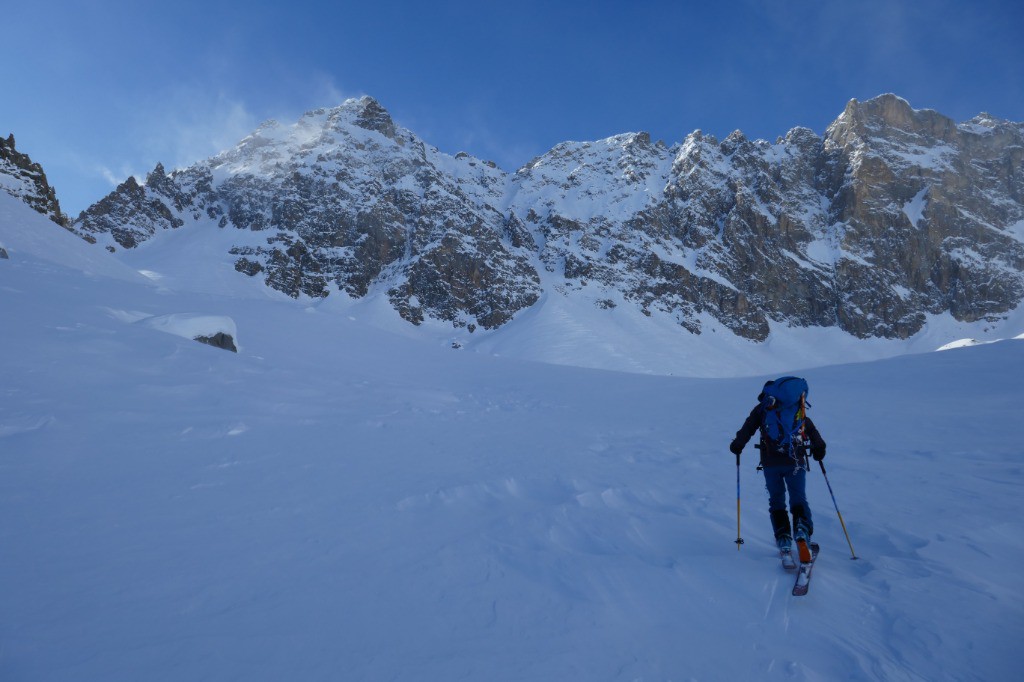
[{"left": 730, "top": 382, "right": 826, "bottom": 558}]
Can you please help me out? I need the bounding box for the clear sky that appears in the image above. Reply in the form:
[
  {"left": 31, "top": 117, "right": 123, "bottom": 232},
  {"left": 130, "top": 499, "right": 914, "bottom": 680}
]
[{"left": 4, "top": 0, "right": 1023, "bottom": 216}]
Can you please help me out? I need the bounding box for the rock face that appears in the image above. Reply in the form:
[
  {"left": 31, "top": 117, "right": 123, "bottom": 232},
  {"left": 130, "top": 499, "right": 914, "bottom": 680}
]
[
  {"left": 73, "top": 94, "right": 1024, "bottom": 339},
  {"left": 820, "top": 96, "right": 1024, "bottom": 336},
  {"left": 0, "top": 134, "right": 68, "bottom": 227}
]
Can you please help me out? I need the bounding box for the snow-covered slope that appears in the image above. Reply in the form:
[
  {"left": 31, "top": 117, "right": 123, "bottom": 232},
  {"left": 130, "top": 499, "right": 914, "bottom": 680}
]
[
  {"left": 0, "top": 192, "right": 147, "bottom": 282},
  {"left": 2, "top": 184, "right": 1023, "bottom": 681}
]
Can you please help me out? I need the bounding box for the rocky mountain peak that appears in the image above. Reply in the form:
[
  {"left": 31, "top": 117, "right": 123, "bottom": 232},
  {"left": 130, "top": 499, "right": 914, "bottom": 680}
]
[
  {"left": 828, "top": 93, "right": 959, "bottom": 147},
  {"left": 970, "top": 112, "right": 998, "bottom": 127},
  {"left": 211, "top": 97, "right": 406, "bottom": 178},
  {"left": 300, "top": 96, "right": 399, "bottom": 141},
  {"left": 348, "top": 95, "right": 397, "bottom": 139},
  {"left": 146, "top": 163, "right": 169, "bottom": 186},
  {"left": 672, "top": 130, "right": 720, "bottom": 176},
  {"left": 781, "top": 126, "right": 820, "bottom": 150},
  {"left": 720, "top": 129, "right": 750, "bottom": 155},
  {"left": 0, "top": 134, "right": 68, "bottom": 226}
]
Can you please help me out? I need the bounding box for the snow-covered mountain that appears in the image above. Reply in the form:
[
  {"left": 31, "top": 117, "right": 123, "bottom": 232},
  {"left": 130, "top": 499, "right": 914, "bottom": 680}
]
[
  {"left": 2, "top": 189, "right": 1023, "bottom": 681},
  {"left": 74, "top": 98, "right": 541, "bottom": 330},
  {"left": 68, "top": 95, "right": 1024, "bottom": 348},
  {"left": 3, "top": 95, "right": 1022, "bottom": 374}
]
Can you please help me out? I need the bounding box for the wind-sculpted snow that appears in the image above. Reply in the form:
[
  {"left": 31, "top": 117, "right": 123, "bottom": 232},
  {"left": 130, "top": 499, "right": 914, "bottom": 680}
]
[
  {"left": 2, "top": 192, "right": 1023, "bottom": 680},
  {"left": 67, "top": 94, "right": 1024, "bottom": 347}
]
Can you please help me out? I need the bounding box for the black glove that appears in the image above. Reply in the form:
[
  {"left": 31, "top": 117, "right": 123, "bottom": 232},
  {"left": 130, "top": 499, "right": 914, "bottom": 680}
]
[
  {"left": 729, "top": 439, "right": 743, "bottom": 456},
  {"left": 811, "top": 446, "right": 826, "bottom": 461}
]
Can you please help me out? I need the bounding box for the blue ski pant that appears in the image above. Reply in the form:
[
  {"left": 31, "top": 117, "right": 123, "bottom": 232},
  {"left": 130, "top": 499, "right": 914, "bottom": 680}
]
[{"left": 763, "top": 464, "right": 813, "bottom": 538}]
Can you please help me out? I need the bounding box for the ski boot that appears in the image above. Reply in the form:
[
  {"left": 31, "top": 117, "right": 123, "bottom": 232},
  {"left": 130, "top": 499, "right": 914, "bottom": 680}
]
[{"left": 777, "top": 534, "right": 795, "bottom": 569}]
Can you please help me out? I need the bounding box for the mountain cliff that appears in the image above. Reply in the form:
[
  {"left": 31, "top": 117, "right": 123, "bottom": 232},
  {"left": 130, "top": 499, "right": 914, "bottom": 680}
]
[
  {"left": 0, "top": 134, "right": 68, "bottom": 227},
  {"left": 70, "top": 94, "right": 1024, "bottom": 341}
]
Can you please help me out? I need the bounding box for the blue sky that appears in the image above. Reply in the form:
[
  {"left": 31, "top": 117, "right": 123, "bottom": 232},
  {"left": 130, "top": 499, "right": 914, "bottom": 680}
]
[{"left": 4, "top": 0, "right": 1022, "bottom": 216}]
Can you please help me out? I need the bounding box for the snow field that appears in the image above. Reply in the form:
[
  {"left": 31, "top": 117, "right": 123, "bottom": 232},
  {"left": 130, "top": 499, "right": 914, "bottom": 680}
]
[{"left": 2, "top": 193, "right": 1023, "bottom": 680}]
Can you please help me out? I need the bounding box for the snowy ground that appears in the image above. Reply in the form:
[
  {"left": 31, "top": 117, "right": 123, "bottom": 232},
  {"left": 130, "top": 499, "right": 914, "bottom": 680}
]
[{"left": 2, "top": 194, "right": 1023, "bottom": 680}]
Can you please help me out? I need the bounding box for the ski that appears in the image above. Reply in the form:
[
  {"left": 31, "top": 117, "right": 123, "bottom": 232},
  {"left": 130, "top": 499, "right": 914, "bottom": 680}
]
[
  {"left": 792, "top": 542, "right": 819, "bottom": 596},
  {"left": 780, "top": 549, "right": 796, "bottom": 570}
]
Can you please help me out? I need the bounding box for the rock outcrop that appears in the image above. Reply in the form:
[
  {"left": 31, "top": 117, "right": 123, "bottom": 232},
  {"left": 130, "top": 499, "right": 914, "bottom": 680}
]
[{"left": 0, "top": 134, "right": 68, "bottom": 227}]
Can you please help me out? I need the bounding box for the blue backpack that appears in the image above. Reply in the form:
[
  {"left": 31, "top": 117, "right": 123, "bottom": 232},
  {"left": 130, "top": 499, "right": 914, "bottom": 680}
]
[{"left": 759, "top": 376, "right": 809, "bottom": 451}]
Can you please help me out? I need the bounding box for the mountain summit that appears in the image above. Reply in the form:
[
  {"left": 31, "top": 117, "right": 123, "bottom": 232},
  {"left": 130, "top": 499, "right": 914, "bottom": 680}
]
[{"left": 68, "top": 95, "right": 1024, "bottom": 341}]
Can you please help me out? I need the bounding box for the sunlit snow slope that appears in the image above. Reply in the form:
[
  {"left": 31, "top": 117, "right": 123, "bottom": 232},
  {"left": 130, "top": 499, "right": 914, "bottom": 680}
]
[{"left": 2, "top": 193, "right": 1022, "bottom": 681}]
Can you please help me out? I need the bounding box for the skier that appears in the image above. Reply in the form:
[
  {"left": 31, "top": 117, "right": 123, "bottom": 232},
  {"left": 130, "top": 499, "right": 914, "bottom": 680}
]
[{"left": 729, "top": 378, "right": 826, "bottom": 562}]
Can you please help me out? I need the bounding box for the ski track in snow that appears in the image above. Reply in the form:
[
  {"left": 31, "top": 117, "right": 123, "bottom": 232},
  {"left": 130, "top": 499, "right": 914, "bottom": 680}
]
[{"left": 2, "top": 192, "right": 1023, "bottom": 680}]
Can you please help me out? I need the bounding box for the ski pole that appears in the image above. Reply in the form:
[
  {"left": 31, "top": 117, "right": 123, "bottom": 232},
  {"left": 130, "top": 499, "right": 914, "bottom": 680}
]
[
  {"left": 818, "top": 460, "right": 858, "bottom": 559},
  {"left": 735, "top": 452, "right": 744, "bottom": 550}
]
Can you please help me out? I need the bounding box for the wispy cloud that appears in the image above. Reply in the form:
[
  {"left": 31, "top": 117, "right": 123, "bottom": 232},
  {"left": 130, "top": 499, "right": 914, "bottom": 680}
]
[
  {"left": 128, "top": 73, "right": 360, "bottom": 175},
  {"left": 308, "top": 72, "right": 354, "bottom": 109},
  {"left": 78, "top": 70, "right": 360, "bottom": 203},
  {"left": 133, "top": 89, "right": 260, "bottom": 172},
  {"left": 96, "top": 165, "right": 130, "bottom": 187}
]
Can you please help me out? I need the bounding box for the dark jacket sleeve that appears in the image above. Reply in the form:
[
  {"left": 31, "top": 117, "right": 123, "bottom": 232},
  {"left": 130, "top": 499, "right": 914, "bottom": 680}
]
[
  {"left": 804, "top": 416, "right": 826, "bottom": 450},
  {"left": 733, "top": 404, "right": 763, "bottom": 449}
]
